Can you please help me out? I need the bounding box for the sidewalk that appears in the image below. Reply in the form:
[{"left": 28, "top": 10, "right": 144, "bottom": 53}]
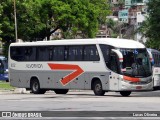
[{"left": 0, "top": 88, "right": 30, "bottom": 94}]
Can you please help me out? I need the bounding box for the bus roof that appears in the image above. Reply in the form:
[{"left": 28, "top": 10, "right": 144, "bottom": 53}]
[{"left": 10, "top": 38, "right": 145, "bottom": 49}]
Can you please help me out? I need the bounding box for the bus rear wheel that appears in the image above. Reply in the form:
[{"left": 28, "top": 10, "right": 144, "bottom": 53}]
[
  {"left": 120, "top": 91, "right": 131, "bottom": 97},
  {"left": 30, "top": 79, "right": 46, "bottom": 94},
  {"left": 93, "top": 80, "right": 105, "bottom": 96},
  {"left": 54, "top": 89, "right": 69, "bottom": 94}
]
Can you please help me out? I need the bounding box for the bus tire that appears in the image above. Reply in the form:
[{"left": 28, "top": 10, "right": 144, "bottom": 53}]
[
  {"left": 30, "top": 78, "right": 46, "bottom": 94},
  {"left": 93, "top": 80, "right": 105, "bottom": 96},
  {"left": 120, "top": 91, "right": 131, "bottom": 97},
  {"left": 54, "top": 89, "right": 69, "bottom": 94}
]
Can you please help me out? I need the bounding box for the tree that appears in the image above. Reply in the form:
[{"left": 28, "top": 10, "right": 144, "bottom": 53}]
[
  {"left": 0, "top": 4, "right": 2, "bottom": 40},
  {"left": 0, "top": 0, "right": 111, "bottom": 56},
  {"left": 0, "top": 0, "right": 111, "bottom": 42},
  {"left": 106, "top": 18, "right": 119, "bottom": 38},
  {"left": 0, "top": 0, "right": 14, "bottom": 42},
  {"left": 106, "top": 18, "right": 130, "bottom": 38},
  {"left": 138, "top": 0, "right": 160, "bottom": 49},
  {"left": 37, "top": 0, "right": 111, "bottom": 40}
]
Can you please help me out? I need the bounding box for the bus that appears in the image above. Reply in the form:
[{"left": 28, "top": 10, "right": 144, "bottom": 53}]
[
  {"left": 9, "top": 38, "right": 153, "bottom": 96},
  {"left": 147, "top": 48, "right": 160, "bottom": 90},
  {"left": 0, "top": 56, "right": 8, "bottom": 82}
]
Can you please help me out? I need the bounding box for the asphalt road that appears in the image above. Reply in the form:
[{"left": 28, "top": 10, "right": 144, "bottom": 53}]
[{"left": 1, "top": 90, "right": 160, "bottom": 119}]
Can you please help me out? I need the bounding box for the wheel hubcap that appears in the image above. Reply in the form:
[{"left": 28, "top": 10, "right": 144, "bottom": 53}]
[
  {"left": 95, "top": 84, "right": 101, "bottom": 92},
  {"left": 33, "top": 82, "right": 38, "bottom": 91}
]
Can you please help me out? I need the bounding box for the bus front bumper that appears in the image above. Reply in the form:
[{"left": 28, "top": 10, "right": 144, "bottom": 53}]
[{"left": 119, "top": 80, "right": 153, "bottom": 91}]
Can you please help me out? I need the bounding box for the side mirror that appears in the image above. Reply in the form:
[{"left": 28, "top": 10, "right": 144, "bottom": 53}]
[
  {"left": 147, "top": 50, "right": 153, "bottom": 63},
  {"left": 112, "top": 49, "right": 123, "bottom": 62}
]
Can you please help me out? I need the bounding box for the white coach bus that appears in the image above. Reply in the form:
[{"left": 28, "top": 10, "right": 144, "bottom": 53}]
[
  {"left": 9, "top": 38, "right": 153, "bottom": 96},
  {"left": 147, "top": 48, "right": 160, "bottom": 90}
]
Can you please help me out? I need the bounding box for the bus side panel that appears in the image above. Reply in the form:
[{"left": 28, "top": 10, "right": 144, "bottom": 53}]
[
  {"left": 52, "top": 71, "right": 71, "bottom": 89},
  {"left": 100, "top": 72, "right": 110, "bottom": 91},
  {"left": 10, "top": 69, "right": 30, "bottom": 88},
  {"left": 84, "top": 73, "right": 90, "bottom": 89},
  {"left": 28, "top": 71, "right": 71, "bottom": 89},
  {"left": 153, "top": 67, "right": 160, "bottom": 87},
  {"left": 109, "top": 73, "right": 119, "bottom": 91},
  {"left": 29, "top": 71, "right": 56, "bottom": 89},
  {"left": 10, "top": 69, "right": 19, "bottom": 87},
  {"left": 84, "top": 72, "right": 110, "bottom": 91},
  {"left": 69, "top": 73, "right": 84, "bottom": 89},
  {"left": 153, "top": 74, "right": 160, "bottom": 87}
]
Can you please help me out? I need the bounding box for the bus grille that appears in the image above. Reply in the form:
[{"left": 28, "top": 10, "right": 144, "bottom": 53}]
[{"left": 130, "top": 81, "right": 151, "bottom": 85}]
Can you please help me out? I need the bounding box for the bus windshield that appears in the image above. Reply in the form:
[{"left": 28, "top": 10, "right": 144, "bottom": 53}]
[{"left": 119, "top": 48, "right": 152, "bottom": 77}]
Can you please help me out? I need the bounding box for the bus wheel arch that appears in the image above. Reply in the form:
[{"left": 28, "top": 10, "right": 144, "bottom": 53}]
[
  {"left": 30, "top": 77, "right": 46, "bottom": 94},
  {"left": 91, "top": 78, "right": 105, "bottom": 96}
]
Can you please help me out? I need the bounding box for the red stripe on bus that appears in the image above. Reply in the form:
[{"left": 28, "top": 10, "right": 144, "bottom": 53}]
[
  {"left": 123, "top": 76, "right": 140, "bottom": 82},
  {"left": 48, "top": 63, "right": 84, "bottom": 86}
]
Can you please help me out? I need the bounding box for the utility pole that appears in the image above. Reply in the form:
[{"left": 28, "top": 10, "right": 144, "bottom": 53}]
[{"left": 13, "top": 0, "right": 18, "bottom": 42}]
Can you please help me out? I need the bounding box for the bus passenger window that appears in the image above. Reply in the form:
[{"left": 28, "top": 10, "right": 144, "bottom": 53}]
[
  {"left": 68, "top": 46, "right": 83, "bottom": 61},
  {"left": 100, "top": 45, "right": 110, "bottom": 64},
  {"left": 52, "top": 46, "right": 65, "bottom": 61},
  {"left": 37, "top": 47, "right": 49, "bottom": 61},
  {"left": 83, "top": 45, "right": 99, "bottom": 61},
  {"left": 24, "top": 47, "right": 36, "bottom": 61},
  {"left": 10, "top": 47, "right": 24, "bottom": 61}
]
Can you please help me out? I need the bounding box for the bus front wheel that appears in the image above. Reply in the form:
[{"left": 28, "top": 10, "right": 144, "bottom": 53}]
[
  {"left": 93, "top": 80, "right": 105, "bottom": 96},
  {"left": 54, "top": 89, "right": 69, "bottom": 94},
  {"left": 30, "top": 79, "right": 46, "bottom": 94},
  {"left": 120, "top": 91, "right": 131, "bottom": 97}
]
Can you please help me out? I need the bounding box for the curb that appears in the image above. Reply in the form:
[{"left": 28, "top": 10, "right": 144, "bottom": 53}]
[
  {"left": 0, "top": 88, "right": 30, "bottom": 94},
  {"left": 0, "top": 89, "right": 88, "bottom": 94}
]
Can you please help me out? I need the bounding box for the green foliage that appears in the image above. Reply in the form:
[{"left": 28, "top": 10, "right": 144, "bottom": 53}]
[
  {"left": 0, "top": 0, "right": 15, "bottom": 42},
  {"left": 139, "top": 0, "right": 160, "bottom": 49},
  {"left": 0, "top": 0, "right": 111, "bottom": 42},
  {"left": 145, "top": 39, "right": 160, "bottom": 50},
  {"left": 0, "top": 4, "right": 2, "bottom": 39},
  {"left": 0, "top": 0, "right": 111, "bottom": 57},
  {"left": 106, "top": 18, "right": 118, "bottom": 37},
  {"left": 0, "top": 81, "right": 15, "bottom": 90}
]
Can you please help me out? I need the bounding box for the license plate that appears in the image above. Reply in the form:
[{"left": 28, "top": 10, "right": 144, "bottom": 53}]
[{"left": 136, "top": 86, "right": 142, "bottom": 89}]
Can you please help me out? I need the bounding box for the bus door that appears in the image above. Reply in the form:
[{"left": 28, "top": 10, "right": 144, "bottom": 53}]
[{"left": 109, "top": 49, "right": 122, "bottom": 91}]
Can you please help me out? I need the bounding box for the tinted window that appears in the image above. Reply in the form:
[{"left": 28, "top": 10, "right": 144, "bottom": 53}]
[
  {"left": 37, "top": 46, "right": 49, "bottom": 61},
  {"left": 52, "top": 46, "right": 65, "bottom": 61},
  {"left": 11, "top": 45, "right": 100, "bottom": 62},
  {"left": 24, "top": 47, "right": 36, "bottom": 61},
  {"left": 83, "top": 45, "right": 99, "bottom": 61},
  {"left": 68, "top": 46, "right": 83, "bottom": 61},
  {"left": 100, "top": 45, "right": 111, "bottom": 63},
  {"left": 10, "top": 47, "right": 24, "bottom": 61}
]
